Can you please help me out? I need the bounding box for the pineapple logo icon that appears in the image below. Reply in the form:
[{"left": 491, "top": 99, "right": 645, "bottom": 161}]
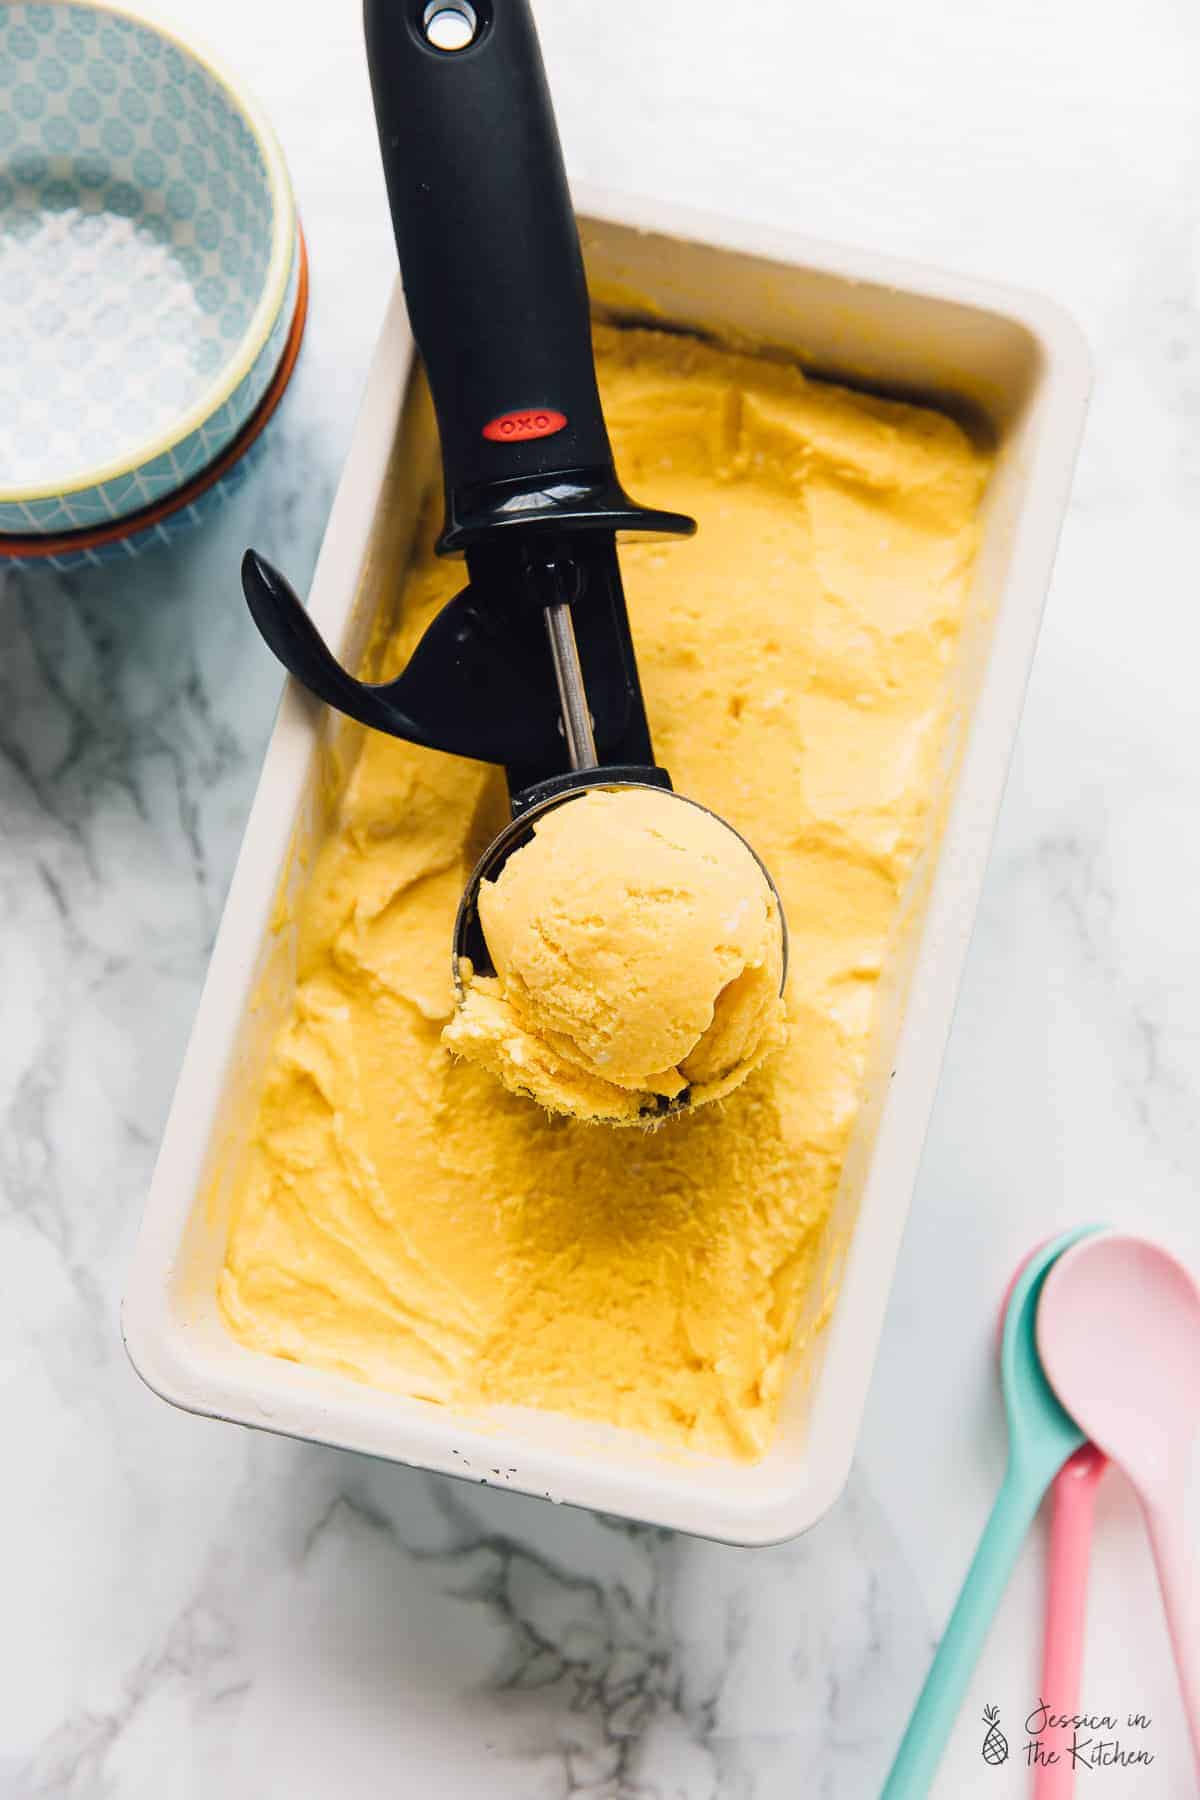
[{"left": 981, "top": 1705, "right": 1009, "bottom": 1766}]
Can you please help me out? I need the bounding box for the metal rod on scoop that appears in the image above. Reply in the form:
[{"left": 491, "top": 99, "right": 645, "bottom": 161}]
[{"left": 544, "top": 602, "right": 599, "bottom": 771}]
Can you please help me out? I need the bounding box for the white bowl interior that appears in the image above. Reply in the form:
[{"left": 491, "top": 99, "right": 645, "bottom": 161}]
[
  {"left": 125, "top": 208, "right": 1087, "bottom": 1544},
  {"left": 0, "top": 1, "right": 277, "bottom": 489}
]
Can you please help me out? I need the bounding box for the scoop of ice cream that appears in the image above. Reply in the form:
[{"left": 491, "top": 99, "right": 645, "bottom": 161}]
[{"left": 443, "top": 786, "right": 786, "bottom": 1124}]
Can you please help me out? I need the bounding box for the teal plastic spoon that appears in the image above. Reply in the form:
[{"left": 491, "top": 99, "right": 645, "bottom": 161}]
[{"left": 882, "top": 1225, "right": 1100, "bottom": 1798}]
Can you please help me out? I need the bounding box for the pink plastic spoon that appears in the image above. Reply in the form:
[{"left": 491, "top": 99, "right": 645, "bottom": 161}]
[
  {"left": 1034, "top": 1442, "right": 1109, "bottom": 1797},
  {"left": 1037, "top": 1233, "right": 1200, "bottom": 1780},
  {"left": 1001, "top": 1250, "right": 1109, "bottom": 1799}
]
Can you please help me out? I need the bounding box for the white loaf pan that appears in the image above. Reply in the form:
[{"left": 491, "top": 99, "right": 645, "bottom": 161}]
[{"left": 123, "top": 190, "right": 1089, "bottom": 1545}]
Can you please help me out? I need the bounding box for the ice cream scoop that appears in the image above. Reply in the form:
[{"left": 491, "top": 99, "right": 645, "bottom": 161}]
[
  {"left": 445, "top": 785, "right": 787, "bottom": 1123},
  {"left": 240, "top": 0, "right": 788, "bottom": 1129}
]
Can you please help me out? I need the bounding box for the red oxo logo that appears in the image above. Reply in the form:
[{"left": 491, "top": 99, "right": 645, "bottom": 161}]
[{"left": 482, "top": 408, "right": 567, "bottom": 442}]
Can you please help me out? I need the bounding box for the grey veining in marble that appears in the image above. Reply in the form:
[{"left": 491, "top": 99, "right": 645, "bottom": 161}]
[{"left": 3, "top": 0, "right": 1200, "bottom": 1795}]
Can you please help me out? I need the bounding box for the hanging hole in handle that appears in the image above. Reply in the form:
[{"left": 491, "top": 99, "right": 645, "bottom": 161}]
[{"left": 423, "top": 1, "right": 478, "bottom": 50}]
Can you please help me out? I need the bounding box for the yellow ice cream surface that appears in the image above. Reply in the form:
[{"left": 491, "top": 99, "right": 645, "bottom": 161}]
[
  {"left": 219, "top": 325, "right": 990, "bottom": 1460},
  {"left": 444, "top": 785, "right": 787, "bottom": 1123}
]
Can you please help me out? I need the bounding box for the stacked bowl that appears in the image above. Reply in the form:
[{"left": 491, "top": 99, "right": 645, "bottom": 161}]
[{"left": 0, "top": 1, "right": 306, "bottom": 570}]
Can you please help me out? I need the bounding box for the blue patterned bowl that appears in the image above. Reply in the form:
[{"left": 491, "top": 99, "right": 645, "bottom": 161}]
[
  {"left": 0, "top": 222, "right": 307, "bottom": 570},
  {"left": 0, "top": 1, "right": 295, "bottom": 534}
]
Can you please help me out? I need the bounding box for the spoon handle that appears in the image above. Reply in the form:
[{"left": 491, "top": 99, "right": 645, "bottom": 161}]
[
  {"left": 1033, "top": 1445, "right": 1107, "bottom": 1799},
  {"left": 882, "top": 1459, "right": 1047, "bottom": 1798},
  {"left": 1142, "top": 1482, "right": 1200, "bottom": 1777}
]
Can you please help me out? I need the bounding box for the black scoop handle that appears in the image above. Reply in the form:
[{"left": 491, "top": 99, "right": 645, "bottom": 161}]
[{"left": 364, "top": 0, "right": 611, "bottom": 523}]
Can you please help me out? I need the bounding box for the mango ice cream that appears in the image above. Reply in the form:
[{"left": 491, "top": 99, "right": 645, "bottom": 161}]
[
  {"left": 218, "top": 324, "right": 989, "bottom": 1459},
  {"left": 444, "top": 785, "right": 787, "bottom": 1123}
]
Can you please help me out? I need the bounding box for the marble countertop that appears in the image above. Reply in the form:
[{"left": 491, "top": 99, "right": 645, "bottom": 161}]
[{"left": 3, "top": 0, "right": 1198, "bottom": 1793}]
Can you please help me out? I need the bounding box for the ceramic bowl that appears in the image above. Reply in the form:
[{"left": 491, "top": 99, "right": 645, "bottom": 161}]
[
  {"left": 0, "top": 0, "right": 295, "bottom": 534},
  {"left": 0, "top": 226, "right": 308, "bottom": 570}
]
